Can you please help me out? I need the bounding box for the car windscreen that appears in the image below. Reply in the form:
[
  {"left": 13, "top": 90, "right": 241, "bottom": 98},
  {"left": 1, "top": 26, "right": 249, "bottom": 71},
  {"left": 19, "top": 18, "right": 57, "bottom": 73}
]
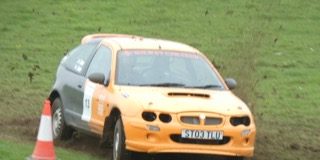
[{"left": 116, "top": 50, "right": 225, "bottom": 90}]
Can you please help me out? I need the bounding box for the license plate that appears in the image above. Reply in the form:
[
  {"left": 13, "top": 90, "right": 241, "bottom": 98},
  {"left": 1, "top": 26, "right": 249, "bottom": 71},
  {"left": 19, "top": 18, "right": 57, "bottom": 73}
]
[{"left": 181, "top": 129, "right": 223, "bottom": 140}]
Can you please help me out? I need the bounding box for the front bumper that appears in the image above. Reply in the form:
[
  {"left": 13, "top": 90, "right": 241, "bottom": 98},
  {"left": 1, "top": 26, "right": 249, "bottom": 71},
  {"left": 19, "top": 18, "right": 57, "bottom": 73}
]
[{"left": 122, "top": 115, "right": 256, "bottom": 157}]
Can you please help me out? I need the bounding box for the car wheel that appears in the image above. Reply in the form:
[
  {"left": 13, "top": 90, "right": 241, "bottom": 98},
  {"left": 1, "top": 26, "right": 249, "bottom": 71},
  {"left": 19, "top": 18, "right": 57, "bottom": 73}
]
[
  {"left": 52, "top": 97, "right": 73, "bottom": 140},
  {"left": 112, "top": 118, "right": 130, "bottom": 160},
  {"left": 226, "top": 157, "right": 244, "bottom": 160}
]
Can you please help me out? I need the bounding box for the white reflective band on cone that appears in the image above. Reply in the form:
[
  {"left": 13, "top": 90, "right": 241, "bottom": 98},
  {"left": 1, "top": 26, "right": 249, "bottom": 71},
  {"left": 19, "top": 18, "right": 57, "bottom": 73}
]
[{"left": 37, "top": 115, "right": 53, "bottom": 141}]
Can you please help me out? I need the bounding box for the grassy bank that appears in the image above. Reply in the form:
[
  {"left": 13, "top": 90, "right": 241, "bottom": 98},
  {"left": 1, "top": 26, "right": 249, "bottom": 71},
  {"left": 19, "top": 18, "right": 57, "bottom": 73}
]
[{"left": 0, "top": 140, "right": 103, "bottom": 160}]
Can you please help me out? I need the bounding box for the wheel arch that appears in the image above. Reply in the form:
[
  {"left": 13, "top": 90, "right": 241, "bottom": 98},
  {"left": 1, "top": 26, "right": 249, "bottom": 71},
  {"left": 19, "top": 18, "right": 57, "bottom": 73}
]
[
  {"left": 48, "top": 90, "right": 60, "bottom": 104},
  {"left": 49, "top": 90, "right": 74, "bottom": 140},
  {"left": 101, "top": 106, "right": 122, "bottom": 147}
]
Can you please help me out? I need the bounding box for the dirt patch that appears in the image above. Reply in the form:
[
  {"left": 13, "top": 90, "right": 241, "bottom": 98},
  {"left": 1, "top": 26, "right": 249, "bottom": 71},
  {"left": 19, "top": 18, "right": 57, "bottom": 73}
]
[
  {"left": 1, "top": 117, "right": 39, "bottom": 141},
  {"left": 290, "top": 143, "right": 300, "bottom": 150},
  {"left": 54, "top": 131, "right": 245, "bottom": 160},
  {"left": 1, "top": 109, "right": 252, "bottom": 160},
  {"left": 53, "top": 132, "right": 219, "bottom": 160},
  {"left": 2, "top": 117, "right": 109, "bottom": 158},
  {"left": 289, "top": 143, "right": 320, "bottom": 153},
  {"left": 303, "top": 146, "right": 320, "bottom": 153},
  {"left": 8, "top": 117, "right": 40, "bottom": 127},
  {"left": 54, "top": 132, "right": 109, "bottom": 159}
]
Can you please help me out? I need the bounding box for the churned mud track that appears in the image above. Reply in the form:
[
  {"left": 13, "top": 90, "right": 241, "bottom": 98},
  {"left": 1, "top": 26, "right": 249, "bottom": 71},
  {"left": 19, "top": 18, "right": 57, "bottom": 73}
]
[
  {"left": 3, "top": 117, "right": 257, "bottom": 160},
  {"left": 54, "top": 133, "right": 109, "bottom": 158},
  {"left": 1, "top": 117, "right": 40, "bottom": 141},
  {"left": 53, "top": 132, "right": 223, "bottom": 160}
]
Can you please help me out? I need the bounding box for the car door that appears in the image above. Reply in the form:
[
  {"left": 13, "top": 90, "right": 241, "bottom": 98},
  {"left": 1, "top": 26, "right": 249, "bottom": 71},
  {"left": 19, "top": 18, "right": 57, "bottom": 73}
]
[
  {"left": 82, "top": 45, "right": 113, "bottom": 135},
  {"left": 59, "top": 43, "right": 98, "bottom": 130}
]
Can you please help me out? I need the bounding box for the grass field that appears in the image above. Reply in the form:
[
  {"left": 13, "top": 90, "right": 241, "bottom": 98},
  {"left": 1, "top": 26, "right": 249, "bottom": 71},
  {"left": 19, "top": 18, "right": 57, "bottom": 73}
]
[
  {"left": 0, "top": 0, "right": 319, "bottom": 159},
  {"left": 0, "top": 139, "right": 103, "bottom": 160}
]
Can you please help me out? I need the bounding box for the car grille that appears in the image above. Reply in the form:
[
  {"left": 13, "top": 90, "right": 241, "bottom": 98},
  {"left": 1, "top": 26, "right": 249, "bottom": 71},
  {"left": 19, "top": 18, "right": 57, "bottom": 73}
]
[
  {"left": 180, "top": 116, "right": 200, "bottom": 125},
  {"left": 170, "top": 134, "right": 230, "bottom": 145},
  {"left": 180, "top": 116, "right": 222, "bottom": 125},
  {"left": 205, "top": 117, "right": 222, "bottom": 125}
]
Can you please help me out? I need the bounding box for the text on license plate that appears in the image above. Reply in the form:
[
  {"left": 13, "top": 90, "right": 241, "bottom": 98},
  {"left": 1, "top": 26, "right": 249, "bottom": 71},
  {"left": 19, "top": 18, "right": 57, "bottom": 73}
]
[{"left": 181, "top": 129, "right": 223, "bottom": 140}]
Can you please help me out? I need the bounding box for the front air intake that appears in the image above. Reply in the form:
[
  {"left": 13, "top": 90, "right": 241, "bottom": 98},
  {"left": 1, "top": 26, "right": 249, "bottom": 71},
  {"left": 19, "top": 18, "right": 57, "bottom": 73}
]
[
  {"left": 142, "top": 112, "right": 157, "bottom": 122},
  {"left": 230, "top": 116, "right": 250, "bottom": 126},
  {"left": 159, "top": 113, "right": 172, "bottom": 123}
]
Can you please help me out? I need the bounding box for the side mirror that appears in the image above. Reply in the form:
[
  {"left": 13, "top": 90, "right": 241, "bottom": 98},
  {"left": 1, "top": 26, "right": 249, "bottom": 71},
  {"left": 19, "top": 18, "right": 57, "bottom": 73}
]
[
  {"left": 88, "top": 73, "right": 107, "bottom": 85},
  {"left": 225, "top": 78, "right": 237, "bottom": 90}
]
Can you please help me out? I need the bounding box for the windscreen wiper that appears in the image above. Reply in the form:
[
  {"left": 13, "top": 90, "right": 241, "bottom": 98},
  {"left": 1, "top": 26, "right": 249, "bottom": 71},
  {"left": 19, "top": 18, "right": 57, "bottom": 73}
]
[
  {"left": 187, "top": 84, "right": 223, "bottom": 89},
  {"left": 140, "top": 83, "right": 186, "bottom": 87}
]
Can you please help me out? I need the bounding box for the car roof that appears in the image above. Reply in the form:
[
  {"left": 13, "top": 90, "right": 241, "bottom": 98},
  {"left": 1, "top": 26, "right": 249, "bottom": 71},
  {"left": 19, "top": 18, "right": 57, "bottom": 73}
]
[{"left": 81, "top": 33, "right": 200, "bottom": 53}]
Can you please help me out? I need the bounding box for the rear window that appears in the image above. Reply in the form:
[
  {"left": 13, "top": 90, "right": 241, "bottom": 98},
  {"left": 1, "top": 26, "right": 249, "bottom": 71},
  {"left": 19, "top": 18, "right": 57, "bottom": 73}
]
[{"left": 62, "top": 44, "right": 97, "bottom": 74}]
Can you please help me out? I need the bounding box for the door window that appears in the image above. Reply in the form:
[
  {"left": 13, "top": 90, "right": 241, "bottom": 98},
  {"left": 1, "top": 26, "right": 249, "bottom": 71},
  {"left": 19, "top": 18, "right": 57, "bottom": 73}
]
[{"left": 86, "top": 46, "right": 112, "bottom": 83}]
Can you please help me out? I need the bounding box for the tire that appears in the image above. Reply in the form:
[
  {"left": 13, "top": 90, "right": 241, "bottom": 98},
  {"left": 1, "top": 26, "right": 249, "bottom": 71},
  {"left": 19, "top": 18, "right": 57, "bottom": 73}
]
[
  {"left": 52, "top": 97, "right": 73, "bottom": 140},
  {"left": 226, "top": 157, "right": 244, "bottom": 160},
  {"left": 112, "top": 118, "right": 130, "bottom": 160}
]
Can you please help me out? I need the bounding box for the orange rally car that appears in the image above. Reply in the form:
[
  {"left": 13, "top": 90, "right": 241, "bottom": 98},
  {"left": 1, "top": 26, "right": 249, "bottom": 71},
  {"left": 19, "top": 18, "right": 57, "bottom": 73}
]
[{"left": 48, "top": 34, "right": 256, "bottom": 160}]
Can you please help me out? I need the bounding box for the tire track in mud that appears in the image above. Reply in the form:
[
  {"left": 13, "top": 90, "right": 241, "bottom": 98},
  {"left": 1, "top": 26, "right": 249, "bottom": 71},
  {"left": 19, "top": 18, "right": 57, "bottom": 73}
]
[
  {"left": 2, "top": 117, "right": 247, "bottom": 159},
  {"left": 1, "top": 117, "right": 109, "bottom": 158}
]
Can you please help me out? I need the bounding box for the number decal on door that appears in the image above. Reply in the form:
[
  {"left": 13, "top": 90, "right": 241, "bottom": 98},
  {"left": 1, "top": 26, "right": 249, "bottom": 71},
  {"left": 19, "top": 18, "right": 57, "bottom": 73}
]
[{"left": 82, "top": 80, "right": 96, "bottom": 122}]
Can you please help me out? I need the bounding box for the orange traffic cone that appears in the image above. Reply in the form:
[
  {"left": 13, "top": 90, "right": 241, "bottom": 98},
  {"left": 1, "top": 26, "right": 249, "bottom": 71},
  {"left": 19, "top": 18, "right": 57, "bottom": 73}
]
[{"left": 28, "top": 99, "right": 56, "bottom": 160}]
